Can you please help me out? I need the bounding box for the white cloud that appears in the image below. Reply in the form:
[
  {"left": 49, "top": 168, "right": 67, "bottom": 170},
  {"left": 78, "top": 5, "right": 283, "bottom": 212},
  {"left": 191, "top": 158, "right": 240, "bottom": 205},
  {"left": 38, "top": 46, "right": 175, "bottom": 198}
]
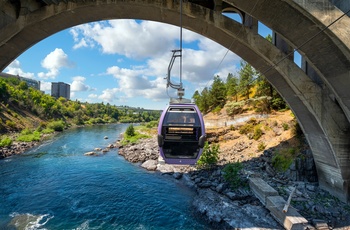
[
  {"left": 70, "top": 76, "right": 95, "bottom": 92},
  {"left": 70, "top": 92, "right": 75, "bottom": 99},
  {"left": 38, "top": 48, "right": 74, "bottom": 79},
  {"left": 70, "top": 20, "right": 179, "bottom": 59},
  {"left": 40, "top": 81, "right": 51, "bottom": 92},
  {"left": 88, "top": 94, "right": 98, "bottom": 98},
  {"left": 98, "top": 88, "right": 120, "bottom": 103},
  {"left": 5, "top": 59, "right": 35, "bottom": 79},
  {"left": 69, "top": 19, "right": 240, "bottom": 103}
]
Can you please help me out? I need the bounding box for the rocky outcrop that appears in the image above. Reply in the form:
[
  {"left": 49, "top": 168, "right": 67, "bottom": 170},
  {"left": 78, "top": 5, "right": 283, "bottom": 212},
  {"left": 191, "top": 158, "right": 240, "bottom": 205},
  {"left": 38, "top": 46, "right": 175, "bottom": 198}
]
[
  {"left": 118, "top": 138, "right": 159, "bottom": 163},
  {"left": 0, "top": 142, "right": 38, "bottom": 158},
  {"left": 117, "top": 137, "right": 350, "bottom": 229}
]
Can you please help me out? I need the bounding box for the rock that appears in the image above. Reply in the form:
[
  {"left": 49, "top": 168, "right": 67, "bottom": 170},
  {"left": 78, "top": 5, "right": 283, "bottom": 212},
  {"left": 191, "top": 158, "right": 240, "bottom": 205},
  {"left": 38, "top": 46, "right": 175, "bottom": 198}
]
[
  {"left": 197, "top": 181, "right": 211, "bottom": 188},
  {"left": 215, "top": 183, "right": 225, "bottom": 193},
  {"left": 265, "top": 163, "right": 276, "bottom": 177},
  {"left": 157, "top": 164, "right": 176, "bottom": 174},
  {"left": 193, "top": 177, "right": 202, "bottom": 184},
  {"left": 173, "top": 172, "right": 183, "bottom": 180},
  {"left": 102, "top": 148, "right": 109, "bottom": 153},
  {"left": 94, "top": 148, "right": 102, "bottom": 151},
  {"left": 225, "top": 191, "right": 236, "bottom": 200},
  {"left": 141, "top": 160, "right": 158, "bottom": 171},
  {"left": 84, "top": 151, "right": 96, "bottom": 156},
  {"left": 104, "top": 136, "right": 108, "bottom": 139}
]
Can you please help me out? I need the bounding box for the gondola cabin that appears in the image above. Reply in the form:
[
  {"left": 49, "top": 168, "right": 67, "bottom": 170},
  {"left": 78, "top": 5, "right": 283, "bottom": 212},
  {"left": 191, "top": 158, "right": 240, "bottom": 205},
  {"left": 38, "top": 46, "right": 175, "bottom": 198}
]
[{"left": 157, "top": 103, "right": 206, "bottom": 165}]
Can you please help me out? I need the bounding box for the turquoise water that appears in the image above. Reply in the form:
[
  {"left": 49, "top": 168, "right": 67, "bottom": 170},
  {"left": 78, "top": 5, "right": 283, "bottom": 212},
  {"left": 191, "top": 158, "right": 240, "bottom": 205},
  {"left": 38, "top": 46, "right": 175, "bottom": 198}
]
[{"left": 0, "top": 124, "right": 211, "bottom": 229}]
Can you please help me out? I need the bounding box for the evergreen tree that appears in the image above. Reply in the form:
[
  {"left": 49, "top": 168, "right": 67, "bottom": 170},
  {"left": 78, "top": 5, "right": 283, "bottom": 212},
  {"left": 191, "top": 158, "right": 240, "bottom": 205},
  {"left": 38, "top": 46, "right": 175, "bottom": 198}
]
[
  {"left": 209, "top": 75, "right": 227, "bottom": 109},
  {"left": 226, "top": 73, "right": 239, "bottom": 101},
  {"left": 255, "top": 73, "right": 287, "bottom": 110},
  {"left": 238, "top": 60, "right": 256, "bottom": 100}
]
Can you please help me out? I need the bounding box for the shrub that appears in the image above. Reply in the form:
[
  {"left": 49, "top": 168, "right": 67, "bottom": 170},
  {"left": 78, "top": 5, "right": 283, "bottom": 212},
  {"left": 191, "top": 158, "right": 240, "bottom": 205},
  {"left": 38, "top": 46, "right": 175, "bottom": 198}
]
[
  {"left": 272, "top": 148, "right": 296, "bottom": 172},
  {"left": 146, "top": 121, "right": 158, "bottom": 128},
  {"left": 17, "top": 131, "right": 41, "bottom": 142},
  {"left": 212, "top": 106, "right": 222, "bottom": 114},
  {"left": 253, "top": 126, "right": 263, "bottom": 140},
  {"left": 47, "top": 120, "right": 65, "bottom": 131},
  {"left": 197, "top": 142, "right": 219, "bottom": 168},
  {"left": 223, "top": 162, "right": 244, "bottom": 189},
  {"left": 226, "top": 101, "right": 245, "bottom": 117},
  {"left": 5, "top": 120, "right": 16, "bottom": 128},
  {"left": 21, "top": 128, "right": 32, "bottom": 135},
  {"left": 282, "top": 123, "right": 289, "bottom": 130},
  {"left": 41, "top": 128, "right": 55, "bottom": 134},
  {"left": 0, "top": 136, "right": 12, "bottom": 147},
  {"left": 125, "top": 124, "right": 135, "bottom": 137},
  {"left": 120, "top": 131, "right": 150, "bottom": 146},
  {"left": 239, "top": 123, "right": 254, "bottom": 135},
  {"left": 258, "top": 142, "right": 266, "bottom": 151}
]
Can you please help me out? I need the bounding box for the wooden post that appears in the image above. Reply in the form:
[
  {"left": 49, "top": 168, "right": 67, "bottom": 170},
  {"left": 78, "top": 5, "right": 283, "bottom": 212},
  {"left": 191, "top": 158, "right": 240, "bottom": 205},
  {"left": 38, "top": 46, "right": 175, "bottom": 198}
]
[{"left": 283, "top": 187, "right": 296, "bottom": 213}]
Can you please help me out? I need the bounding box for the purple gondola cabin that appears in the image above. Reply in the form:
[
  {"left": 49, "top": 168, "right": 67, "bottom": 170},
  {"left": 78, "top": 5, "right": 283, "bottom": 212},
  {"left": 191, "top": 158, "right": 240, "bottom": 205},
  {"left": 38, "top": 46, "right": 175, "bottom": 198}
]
[{"left": 157, "top": 103, "right": 206, "bottom": 165}]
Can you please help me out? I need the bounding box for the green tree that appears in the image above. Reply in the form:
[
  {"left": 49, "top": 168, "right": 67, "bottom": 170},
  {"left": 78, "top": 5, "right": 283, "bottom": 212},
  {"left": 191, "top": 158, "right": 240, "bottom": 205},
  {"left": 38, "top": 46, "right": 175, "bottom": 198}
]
[
  {"left": 192, "top": 87, "right": 210, "bottom": 114},
  {"left": 125, "top": 124, "right": 135, "bottom": 137},
  {"left": 209, "top": 75, "right": 227, "bottom": 109},
  {"left": 226, "top": 73, "right": 239, "bottom": 101},
  {"left": 239, "top": 60, "right": 256, "bottom": 100}
]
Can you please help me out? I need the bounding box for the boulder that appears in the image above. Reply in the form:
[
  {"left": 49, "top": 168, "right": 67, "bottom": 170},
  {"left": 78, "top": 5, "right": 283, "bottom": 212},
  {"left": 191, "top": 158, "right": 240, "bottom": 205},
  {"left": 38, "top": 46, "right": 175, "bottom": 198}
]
[
  {"left": 84, "top": 151, "right": 96, "bottom": 156},
  {"left": 141, "top": 160, "right": 158, "bottom": 171}
]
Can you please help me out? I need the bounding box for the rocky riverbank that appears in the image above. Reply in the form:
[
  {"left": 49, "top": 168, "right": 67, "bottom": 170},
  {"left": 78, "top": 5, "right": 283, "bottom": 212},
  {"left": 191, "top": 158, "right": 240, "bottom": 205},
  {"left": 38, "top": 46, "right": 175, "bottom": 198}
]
[
  {"left": 118, "top": 137, "right": 350, "bottom": 229},
  {"left": 0, "top": 141, "right": 39, "bottom": 159}
]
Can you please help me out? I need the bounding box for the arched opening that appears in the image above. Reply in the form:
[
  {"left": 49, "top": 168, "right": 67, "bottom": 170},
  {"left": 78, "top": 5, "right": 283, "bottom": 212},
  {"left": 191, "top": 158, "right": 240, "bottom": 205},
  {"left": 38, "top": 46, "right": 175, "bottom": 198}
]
[{"left": 1, "top": 0, "right": 350, "bottom": 203}]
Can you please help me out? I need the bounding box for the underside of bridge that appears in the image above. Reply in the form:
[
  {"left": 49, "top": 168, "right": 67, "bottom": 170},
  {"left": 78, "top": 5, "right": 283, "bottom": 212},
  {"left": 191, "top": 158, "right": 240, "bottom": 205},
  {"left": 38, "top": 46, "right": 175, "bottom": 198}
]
[{"left": 1, "top": 0, "right": 350, "bottom": 202}]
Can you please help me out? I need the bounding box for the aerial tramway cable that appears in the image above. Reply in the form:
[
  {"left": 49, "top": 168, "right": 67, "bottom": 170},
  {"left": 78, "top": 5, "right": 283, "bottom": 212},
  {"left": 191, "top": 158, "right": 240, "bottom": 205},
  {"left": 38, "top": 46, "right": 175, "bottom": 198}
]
[
  {"left": 212, "top": 3, "right": 350, "bottom": 96},
  {"left": 158, "top": 0, "right": 206, "bottom": 165}
]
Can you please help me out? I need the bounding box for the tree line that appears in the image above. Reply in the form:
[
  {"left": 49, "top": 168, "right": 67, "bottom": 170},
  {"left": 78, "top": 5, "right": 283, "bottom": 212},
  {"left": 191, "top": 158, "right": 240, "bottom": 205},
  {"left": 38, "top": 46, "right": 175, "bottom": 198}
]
[
  {"left": 192, "top": 59, "right": 287, "bottom": 115},
  {"left": 0, "top": 76, "right": 160, "bottom": 133}
]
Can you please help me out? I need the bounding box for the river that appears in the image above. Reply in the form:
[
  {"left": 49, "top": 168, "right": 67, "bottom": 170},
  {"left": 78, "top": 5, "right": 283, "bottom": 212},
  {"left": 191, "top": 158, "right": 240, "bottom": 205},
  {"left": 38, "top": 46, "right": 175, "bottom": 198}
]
[{"left": 0, "top": 124, "right": 212, "bottom": 230}]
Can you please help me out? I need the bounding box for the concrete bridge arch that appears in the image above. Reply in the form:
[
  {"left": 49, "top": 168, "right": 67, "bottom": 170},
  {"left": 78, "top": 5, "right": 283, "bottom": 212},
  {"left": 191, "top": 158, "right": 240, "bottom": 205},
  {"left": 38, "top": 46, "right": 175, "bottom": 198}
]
[{"left": 1, "top": 0, "right": 350, "bottom": 202}]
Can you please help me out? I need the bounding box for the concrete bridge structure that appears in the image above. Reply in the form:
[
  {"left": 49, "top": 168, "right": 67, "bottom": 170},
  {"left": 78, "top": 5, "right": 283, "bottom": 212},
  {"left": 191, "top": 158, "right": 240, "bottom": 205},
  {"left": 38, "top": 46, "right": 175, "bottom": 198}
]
[{"left": 1, "top": 0, "right": 350, "bottom": 202}]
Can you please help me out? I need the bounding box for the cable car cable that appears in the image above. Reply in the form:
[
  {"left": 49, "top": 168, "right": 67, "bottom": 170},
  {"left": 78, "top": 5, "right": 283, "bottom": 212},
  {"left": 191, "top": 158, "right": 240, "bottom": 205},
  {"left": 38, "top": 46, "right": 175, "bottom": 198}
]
[
  {"left": 200, "top": 0, "right": 261, "bottom": 91},
  {"left": 200, "top": 3, "right": 350, "bottom": 99},
  {"left": 234, "top": 7, "right": 350, "bottom": 96}
]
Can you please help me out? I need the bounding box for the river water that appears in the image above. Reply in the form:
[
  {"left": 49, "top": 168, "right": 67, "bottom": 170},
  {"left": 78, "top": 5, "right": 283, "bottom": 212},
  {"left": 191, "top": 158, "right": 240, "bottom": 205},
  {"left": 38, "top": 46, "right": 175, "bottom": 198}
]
[{"left": 0, "top": 124, "right": 211, "bottom": 230}]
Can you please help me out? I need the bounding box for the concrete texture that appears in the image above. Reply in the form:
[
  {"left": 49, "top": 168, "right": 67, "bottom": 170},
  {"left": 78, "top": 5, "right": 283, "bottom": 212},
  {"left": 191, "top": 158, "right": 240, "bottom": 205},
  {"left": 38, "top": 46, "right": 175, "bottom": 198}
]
[{"left": 250, "top": 178, "right": 308, "bottom": 230}]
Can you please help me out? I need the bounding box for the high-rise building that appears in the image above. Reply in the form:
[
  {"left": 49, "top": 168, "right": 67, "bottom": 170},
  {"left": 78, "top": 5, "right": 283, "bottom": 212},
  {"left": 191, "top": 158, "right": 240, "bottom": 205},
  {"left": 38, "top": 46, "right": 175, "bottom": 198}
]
[
  {"left": 0, "top": 72, "right": 41, "bottom": 90},
  {"left": 51, "top": 82, "right": 70, "bottom": 99}
]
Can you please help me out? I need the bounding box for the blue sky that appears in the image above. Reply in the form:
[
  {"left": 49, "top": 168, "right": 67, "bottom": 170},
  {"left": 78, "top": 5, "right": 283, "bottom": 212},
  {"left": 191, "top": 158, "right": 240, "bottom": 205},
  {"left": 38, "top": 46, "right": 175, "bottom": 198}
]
[{"left": 4, "top": 18, "right": 278, "bottom": 110}]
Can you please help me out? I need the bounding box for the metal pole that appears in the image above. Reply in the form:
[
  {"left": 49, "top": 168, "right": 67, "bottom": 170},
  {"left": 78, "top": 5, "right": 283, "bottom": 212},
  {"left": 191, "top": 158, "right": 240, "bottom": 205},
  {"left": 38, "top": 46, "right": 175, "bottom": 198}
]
[{"left": 179, "top": 0, "right": 183, "bottom": 88}]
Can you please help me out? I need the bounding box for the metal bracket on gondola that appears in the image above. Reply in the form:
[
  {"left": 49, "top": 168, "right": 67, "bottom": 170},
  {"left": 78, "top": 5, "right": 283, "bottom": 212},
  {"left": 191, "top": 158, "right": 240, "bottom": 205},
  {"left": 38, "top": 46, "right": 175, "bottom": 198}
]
[{"left": 166, "top": 49, "right": 185, "bottom": 98}]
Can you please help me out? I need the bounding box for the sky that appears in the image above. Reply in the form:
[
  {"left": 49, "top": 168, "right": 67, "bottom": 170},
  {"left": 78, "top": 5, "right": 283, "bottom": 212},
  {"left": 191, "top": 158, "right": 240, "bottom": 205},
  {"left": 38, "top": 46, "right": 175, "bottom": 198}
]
[{"left": 3, "top": 17, "right": 275, "bottom": 110}]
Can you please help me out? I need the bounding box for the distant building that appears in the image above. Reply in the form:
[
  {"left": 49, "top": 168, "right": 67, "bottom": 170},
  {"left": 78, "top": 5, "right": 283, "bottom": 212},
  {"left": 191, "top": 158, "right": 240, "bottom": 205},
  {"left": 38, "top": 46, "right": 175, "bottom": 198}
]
[
  {"left": 0, "top": 72, "right": 41, "bottom": 90},
  {"left": 51, "top": 82, "right": 70, "bottom": 99}
]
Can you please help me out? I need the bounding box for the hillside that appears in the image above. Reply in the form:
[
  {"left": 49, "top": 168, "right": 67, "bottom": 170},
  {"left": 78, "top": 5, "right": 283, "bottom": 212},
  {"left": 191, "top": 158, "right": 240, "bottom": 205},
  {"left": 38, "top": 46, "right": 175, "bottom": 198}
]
[
  {"left": 0, "top": 103, "right": 45, "bottom": 133},
  {"left": 203, "top": 102, "right": 307, "bottom": 170}
]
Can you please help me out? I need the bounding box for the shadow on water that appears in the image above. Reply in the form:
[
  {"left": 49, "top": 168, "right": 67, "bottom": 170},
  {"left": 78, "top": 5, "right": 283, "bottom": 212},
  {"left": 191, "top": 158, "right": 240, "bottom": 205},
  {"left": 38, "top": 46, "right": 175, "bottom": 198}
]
[{"left": 21, "top": 152, "right": 48, "bottom": 158}]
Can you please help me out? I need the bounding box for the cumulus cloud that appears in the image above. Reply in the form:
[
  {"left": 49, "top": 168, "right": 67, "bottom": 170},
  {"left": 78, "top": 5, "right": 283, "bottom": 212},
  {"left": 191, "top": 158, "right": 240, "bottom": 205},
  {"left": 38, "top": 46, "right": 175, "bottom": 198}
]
[
  {"left": 98, "top": 88, "right": 120, "bottom": 103},
  {"left": 38, "top": 48, "right": 74, "bottom": 79},
  {"left": 70, "top": 19, "right": 240, "bottom": 103},
  {"left": 70, "top": 76, "right": 95, "bottom": 92},
  {"left": 40, "top": 81, "right": 52, "bottom": 92},
  {"left": 70, "top": 20, "right": 179, "bottom": 59},
  {"left": 88, "top": 94, "right": 98, "bottom": 99},
  {"left": 5, "top": 59, "right": 35, "bottom": 79}
]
